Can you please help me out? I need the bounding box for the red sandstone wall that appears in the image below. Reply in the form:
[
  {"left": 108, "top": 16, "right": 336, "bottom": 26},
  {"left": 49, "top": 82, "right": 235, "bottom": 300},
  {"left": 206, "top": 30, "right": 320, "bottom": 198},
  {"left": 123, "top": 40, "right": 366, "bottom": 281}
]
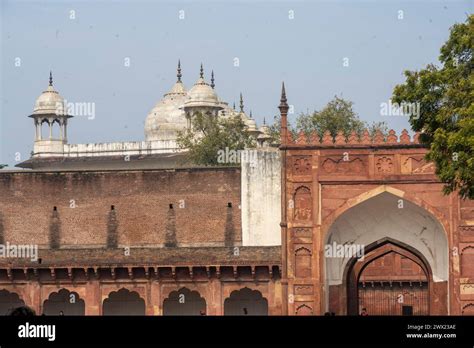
[{"left": 0, "top": 168, "right": 242, "bottom": 248}]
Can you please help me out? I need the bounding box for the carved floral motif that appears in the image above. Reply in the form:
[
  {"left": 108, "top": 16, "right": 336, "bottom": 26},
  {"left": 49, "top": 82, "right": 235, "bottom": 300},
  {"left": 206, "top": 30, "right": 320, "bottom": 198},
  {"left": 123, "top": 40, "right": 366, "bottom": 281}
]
[
  {"left": 376, "top": 156, "right": 394, "bottom": 174},
  {"left": 293, "top": 157, "right": 311, "bottom": 175}
]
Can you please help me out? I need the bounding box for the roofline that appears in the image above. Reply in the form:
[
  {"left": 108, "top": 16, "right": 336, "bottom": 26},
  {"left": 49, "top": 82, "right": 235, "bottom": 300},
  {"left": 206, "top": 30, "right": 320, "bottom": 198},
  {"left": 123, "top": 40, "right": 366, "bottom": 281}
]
[{"left": 4, "top": 165, "right": 241, "bottom": 175}]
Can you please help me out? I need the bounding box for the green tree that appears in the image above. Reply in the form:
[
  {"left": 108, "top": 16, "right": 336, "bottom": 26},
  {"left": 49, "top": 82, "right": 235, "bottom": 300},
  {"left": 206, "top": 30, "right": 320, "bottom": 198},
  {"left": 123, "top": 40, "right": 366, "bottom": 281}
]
[
  {"left": 392, "top": 15, "right": 473, "bottom": 199},
  {"left": 296, "top": 96, "right": 366, "bottom": 137},
  {"left": 177, "top": 112, "right": 255, "bottom": 166}
]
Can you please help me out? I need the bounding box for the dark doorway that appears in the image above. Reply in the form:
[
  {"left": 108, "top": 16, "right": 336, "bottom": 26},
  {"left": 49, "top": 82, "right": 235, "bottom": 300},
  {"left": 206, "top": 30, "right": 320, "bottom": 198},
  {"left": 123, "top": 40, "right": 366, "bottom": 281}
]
[
  {"left": 402, "top": 305, "right": 414, "bottom": 316},
  {"left": 347, "top": 241, "right": 430, "bottom": 315}
]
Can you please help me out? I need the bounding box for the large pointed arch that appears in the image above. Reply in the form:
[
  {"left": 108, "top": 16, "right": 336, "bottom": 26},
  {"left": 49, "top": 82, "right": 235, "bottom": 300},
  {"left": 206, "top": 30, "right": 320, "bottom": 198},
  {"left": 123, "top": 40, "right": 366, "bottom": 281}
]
[
  {"left": 321, "top": 185, "right": 449, "bottom": 243},
  {"left": 322, "top": 188, "right": 449, "bottom": 315},
  {"left": 344, "top": 238, "right": 431, "bottom": 315}
]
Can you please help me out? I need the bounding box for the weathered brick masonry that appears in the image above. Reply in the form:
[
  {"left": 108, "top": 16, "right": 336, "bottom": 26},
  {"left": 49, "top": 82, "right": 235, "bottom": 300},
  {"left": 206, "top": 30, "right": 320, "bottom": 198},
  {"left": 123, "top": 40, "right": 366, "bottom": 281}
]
[{"left": 0, "top": 167, "right": 282, "bottom": 315}]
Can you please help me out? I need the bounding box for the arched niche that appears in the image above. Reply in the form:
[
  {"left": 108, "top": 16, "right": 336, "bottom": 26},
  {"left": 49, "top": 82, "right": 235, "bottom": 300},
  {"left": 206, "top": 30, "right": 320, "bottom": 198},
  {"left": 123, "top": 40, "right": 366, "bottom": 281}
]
[
  {"left": 102, "top": 288, "right": 145, "bottom": 316},
  {"left": 43, "top": 288, "right": 85, "bottom": 315},
  {"left": 224, "top": 287, "right": 268, "bottom": 315}
]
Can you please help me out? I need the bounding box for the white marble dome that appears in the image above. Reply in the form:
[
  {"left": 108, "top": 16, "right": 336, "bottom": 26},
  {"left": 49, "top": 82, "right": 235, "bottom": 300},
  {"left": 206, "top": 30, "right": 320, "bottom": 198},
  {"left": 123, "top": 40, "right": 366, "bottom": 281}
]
[
  {"left": 33, "top": 83, "right": 66, "bottom": 115},
  {"left": 184, "top": 77, "right": 220, "bottom": 108},
  {"left": 144, "top": 81, "right": 188, "bottom": 141}
]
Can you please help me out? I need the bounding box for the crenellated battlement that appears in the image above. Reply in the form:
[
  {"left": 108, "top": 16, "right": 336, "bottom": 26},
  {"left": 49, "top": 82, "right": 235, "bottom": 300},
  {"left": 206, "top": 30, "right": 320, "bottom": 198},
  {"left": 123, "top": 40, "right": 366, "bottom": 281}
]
[{"left": 284, "top": 129, "right": 422, "bottom": 147}]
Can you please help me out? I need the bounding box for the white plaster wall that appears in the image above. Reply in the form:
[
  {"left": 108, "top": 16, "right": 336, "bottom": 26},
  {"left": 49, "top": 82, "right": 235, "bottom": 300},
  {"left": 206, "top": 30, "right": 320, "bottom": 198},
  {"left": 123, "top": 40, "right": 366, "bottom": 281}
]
[
  {"left": 325, "top": 192, "right": 448, "bottom": 286},
  {"left": 34, "top": 140, "right": 182, "bottom": 158},
  {"left": 241, "top": 148, "right": 281, "bottom": 246}
]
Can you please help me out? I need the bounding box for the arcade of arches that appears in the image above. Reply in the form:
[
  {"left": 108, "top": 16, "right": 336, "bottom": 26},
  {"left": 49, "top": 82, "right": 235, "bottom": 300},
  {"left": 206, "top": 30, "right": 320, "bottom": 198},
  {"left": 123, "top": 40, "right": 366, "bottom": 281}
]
[{"left": 0, "top": 286, "right": 270, "bottom": 316}]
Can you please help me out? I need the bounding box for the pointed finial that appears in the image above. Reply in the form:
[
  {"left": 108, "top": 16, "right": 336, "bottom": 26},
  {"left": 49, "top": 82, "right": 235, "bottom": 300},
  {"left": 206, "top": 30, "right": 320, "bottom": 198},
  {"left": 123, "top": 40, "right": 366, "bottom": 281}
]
[
  {"left": 250, "top": 110, "right": 253, "bottom": 118},
  {"left": 49, "top": 71, "right": 53, "bottom": 86},
  {"left": 211, "top": 70, "right": 215, "bottom": 89},
  {"left": 233, "top": 102, "right": 236, "bottom": 110},
  {"left": 278, "top": 82, "right": 289, "bottom": 144},
  {"left": 263, "top": 117, "right": 266, "bottom": 125},
  {"left": 279, "top": 82, "right": 289, "bottom": 112},
  {"left": 200, "top": 63, "right": 204, "bottom": 78},
  {"left": 177, "top": 59, "right": 182, "bottom": 82},
  {"left": 280, "top": 82, "right": 287, "bottom": 104},
  {"left": 240, "top": 93, "right": 244, "bottom": 112}
]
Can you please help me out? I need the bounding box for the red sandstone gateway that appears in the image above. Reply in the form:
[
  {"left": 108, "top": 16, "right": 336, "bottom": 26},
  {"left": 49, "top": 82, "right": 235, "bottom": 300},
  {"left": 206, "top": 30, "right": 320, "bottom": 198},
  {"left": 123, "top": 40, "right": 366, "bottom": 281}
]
[{"left": 0, "top": 84, "right": 472, "bottom": 317}]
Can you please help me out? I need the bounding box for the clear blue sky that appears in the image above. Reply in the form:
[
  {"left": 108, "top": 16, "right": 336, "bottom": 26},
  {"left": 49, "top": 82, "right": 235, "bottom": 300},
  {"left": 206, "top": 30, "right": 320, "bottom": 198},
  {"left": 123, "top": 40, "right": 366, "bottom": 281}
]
[{"left": 1, "top": 0, "right": 472, "bottom": 167}]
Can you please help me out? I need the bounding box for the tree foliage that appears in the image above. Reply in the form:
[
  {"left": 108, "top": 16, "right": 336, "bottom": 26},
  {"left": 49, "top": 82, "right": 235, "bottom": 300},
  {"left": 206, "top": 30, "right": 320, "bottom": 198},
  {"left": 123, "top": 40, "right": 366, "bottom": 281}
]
[
  {"left": 392, "top": 15, "right": 473, "bottom": 199},
  {"left": 176, "top": 112, "right": 255, "bottom": 166},
  {"left": 269, "top": 96, "right": 388, "bottom": 140}
]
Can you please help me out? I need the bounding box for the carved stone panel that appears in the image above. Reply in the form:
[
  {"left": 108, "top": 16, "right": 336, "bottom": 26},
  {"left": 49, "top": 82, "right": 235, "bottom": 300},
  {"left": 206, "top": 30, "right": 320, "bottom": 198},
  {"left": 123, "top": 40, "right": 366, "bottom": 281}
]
[
  {"left": 461, "top": 245, "right": 474, "bottom": 277},
  {"left": 292, "top": 156, "right": 312, "bottom": 176},
  {"left": 295, "top": 285, "right": 314, "bottom": 295},
  {"left": 293, "top": 228, "right": 312, "bottom": 238},
  {"left": 375, "top": 156, "right": 394, "bottom": 174},
  {"left": 294, "top": 186, "right": 312, "bottom": 221},
  {"left": 401, "top": 155, "right": 436, "bottom": 175},
  {"left": 320, "top": 157, "right": 366, "bottom": 175},
  {"left": 295, "top": 245, "right": 312, "bottom": 278}
]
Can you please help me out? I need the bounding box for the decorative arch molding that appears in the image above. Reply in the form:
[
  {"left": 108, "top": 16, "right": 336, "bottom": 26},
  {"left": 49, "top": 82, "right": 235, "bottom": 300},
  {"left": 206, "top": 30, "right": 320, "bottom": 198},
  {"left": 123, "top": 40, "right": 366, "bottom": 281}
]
[
  {"left": 163, "top": 287, "right": 206, "bottom": 316},
  {"left": 43, "top": 286, "right": 86, "bottom": 302},
  {"left": 43, "top": 288, "right": 85, "bottom": 316},
  {"left": 102, "top": 288, "right": 145, "bottom": 316},
  {"left": 101, "top": 286, "right": 145, "bottom": 302},
  {"left": 295, "top": 303, "right": 313, "bottom": 315},
  {"left": 344, "top": 237, "right": 432, "bottom": 281},
  {"left": 321, "top": 185, "right": 450, "bottom": 243},
  {"left": 295, "top": 246, "right": 312, "bottom": 255},
  {"left": 462, "top": 303, "right": 474, "bottom": 315}
]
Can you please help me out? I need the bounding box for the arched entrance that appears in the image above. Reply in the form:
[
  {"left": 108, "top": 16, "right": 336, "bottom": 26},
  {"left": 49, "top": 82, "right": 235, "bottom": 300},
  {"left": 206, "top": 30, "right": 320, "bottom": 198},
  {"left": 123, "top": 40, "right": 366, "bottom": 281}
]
[
  {"left": 346, "top": 239, "right": 429, "bottom": 315},
  {"left": 102, "top": 288, "right": 145, "bottom": 315},
  {"left": 324, "top": 190, "right": 448, "bottom": 315},
  {"left": 224, "top": 288, "right": 268, "bottom": 315},
  {"left": 43, "top": 289, "right": 85, "bottom": 315},
  {"left": 163, "top": 288, "right": 206, "bottom": 316},
  {"left": 0, "top": 290, "right": 25, "bottom": 315}
]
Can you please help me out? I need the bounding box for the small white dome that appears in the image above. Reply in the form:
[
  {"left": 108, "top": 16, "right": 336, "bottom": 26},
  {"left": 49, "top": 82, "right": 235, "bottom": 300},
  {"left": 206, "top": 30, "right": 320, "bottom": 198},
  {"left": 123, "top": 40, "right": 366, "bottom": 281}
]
[
  {"left": 258, "top": 123, "right": 271, "bottom": 140},
  {"left": 33, "top": 84, "right": 66, "bottom": 115},
  {"left": 184, "top": 77, "right": 220, "bottom": 108}
]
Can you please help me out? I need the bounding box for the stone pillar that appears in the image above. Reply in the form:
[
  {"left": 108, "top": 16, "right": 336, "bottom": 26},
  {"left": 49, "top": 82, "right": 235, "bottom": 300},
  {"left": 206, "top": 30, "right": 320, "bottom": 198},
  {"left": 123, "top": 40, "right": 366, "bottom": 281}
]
[
  {"left": 85, "top": 281, "right": 101, "bottom": 315},
  {"left": 206, "top": 279, "right": 223, "bottom": 315},
  {"left": 150, "top": 280, "right": 161, "bottom": 315}
]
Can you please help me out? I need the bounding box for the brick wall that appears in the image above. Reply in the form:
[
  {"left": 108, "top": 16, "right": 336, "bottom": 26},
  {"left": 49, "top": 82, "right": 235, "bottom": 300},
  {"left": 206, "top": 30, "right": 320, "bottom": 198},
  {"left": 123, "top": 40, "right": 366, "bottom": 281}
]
[{"left": 0, "top": 168, "right": 242, "bottom": 248}]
